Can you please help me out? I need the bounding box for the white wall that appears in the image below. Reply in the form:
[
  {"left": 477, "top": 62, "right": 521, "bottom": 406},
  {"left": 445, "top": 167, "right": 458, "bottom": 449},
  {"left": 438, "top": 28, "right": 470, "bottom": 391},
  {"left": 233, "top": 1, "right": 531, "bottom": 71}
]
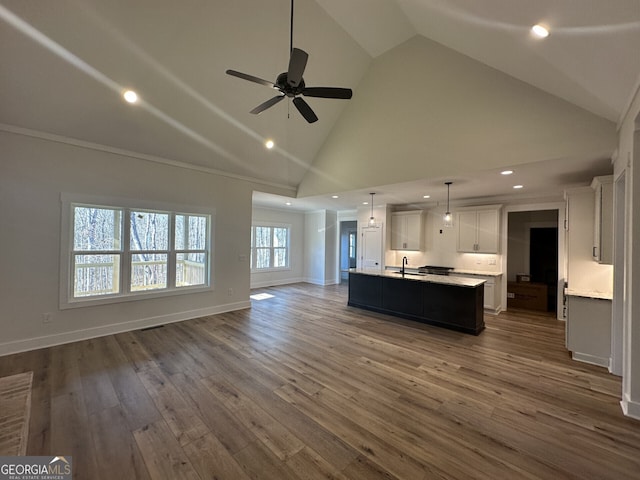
[
  {"left": 304, "top": 210, "right": 339, "bottom": 286},
  {"left": 298, "top": 35, "right": 616, "bottom": 197},
  {"left": 324, "top": 210, "right": 338, "bottom": 284},
  {"left": 250, "top": 207, "right": 305, "bottom": 288},
  {"left": 0, "top": 130, "right": 252, "bottom": 355},
  {"left": 304, "top": 211, "right": 326, "bottom": 285},
  {"left": 617, "top": 82, "right": 640, "bottom": 419}
]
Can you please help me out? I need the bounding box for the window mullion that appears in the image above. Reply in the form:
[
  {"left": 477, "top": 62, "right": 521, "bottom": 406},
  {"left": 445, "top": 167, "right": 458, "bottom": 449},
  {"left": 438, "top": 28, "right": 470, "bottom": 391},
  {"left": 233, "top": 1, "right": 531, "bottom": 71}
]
[
  {"left": 122, "top": 208, "right": 131, "bottom": 294},
  {"left": 168, "top": 214, "right": 176, "bottom": 288},
  {"left": 270, "top": 227, "right": 275, "bottom": 268}
]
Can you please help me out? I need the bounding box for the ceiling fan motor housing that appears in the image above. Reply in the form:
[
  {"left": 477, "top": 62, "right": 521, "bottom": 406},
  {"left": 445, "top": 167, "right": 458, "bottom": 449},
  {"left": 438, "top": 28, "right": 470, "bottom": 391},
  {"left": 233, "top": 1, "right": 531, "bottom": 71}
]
[{"left": 276, "top": 72, "right": 305, "bottom": 97}]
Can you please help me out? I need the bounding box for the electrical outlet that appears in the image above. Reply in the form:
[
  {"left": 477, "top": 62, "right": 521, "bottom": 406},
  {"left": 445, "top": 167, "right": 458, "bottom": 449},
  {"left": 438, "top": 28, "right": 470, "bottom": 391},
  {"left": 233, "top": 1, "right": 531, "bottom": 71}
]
[
  {"left": 488, "top": 257, "right": 496, "bottom": 265},
  {"left": 228, "top": 288, "right": 234, "bottom": 296},
  {"left": 42, "top": 313, "right": 52, "bottom": 324}
]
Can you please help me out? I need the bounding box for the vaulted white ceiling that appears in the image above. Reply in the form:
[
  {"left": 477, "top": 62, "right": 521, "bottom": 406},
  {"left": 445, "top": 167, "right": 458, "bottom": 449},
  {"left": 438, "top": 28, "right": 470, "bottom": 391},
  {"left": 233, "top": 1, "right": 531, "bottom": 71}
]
[
  {"left": 317, "top": 0, "right": 640, "bottom": 122},
  {"left": 1, "top": 0, "right": 638, "bottom": 211}
]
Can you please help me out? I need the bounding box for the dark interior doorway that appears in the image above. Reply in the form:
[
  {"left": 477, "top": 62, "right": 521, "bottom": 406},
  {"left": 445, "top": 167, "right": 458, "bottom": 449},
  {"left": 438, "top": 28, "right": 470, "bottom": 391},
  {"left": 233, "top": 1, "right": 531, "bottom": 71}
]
[
  {"left": 340, "top": 221, "right": 357, "bottom": 282},
  {"left": 530, "top": 227, "right": 558, "bottom": 311}
]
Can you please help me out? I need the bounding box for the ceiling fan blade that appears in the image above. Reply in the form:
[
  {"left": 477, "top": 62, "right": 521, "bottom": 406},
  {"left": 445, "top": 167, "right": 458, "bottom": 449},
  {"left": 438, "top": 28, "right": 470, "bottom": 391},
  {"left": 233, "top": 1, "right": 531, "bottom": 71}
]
[
  {"left": 302, "top": 87, "right": 353, "bottom": 99},
  {"left": 287, "top": 48, "right": 308, "bottom": 87},
  {"left": 226, "top": 69, "right": 275, "bottom": 88},
  {"left": 250, "top": 95, "right": 285, "bottom": 114},
  {"left": 293, "top": 97, "right": 318, "bottom": 123}
]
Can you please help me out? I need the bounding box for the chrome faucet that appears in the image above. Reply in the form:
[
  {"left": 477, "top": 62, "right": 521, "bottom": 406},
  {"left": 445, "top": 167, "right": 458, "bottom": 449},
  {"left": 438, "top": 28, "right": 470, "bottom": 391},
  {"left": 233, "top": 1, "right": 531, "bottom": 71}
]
[{"left": 402, "top": 256, "right": 408, "bottom": 275}]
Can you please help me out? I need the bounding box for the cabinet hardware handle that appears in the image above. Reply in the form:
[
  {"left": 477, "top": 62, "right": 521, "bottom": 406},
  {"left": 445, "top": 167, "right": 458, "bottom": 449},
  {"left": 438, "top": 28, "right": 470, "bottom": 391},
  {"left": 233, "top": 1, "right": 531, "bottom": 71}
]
[{"left": 593, "top": 246, "right": 597, "bottom": 257}]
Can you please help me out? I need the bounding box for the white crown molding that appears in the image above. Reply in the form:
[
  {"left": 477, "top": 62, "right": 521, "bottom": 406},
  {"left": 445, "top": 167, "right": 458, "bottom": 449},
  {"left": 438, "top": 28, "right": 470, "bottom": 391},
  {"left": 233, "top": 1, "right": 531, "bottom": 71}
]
[{"left": 0, "top": 123, "right": 298, "bottom": 196}]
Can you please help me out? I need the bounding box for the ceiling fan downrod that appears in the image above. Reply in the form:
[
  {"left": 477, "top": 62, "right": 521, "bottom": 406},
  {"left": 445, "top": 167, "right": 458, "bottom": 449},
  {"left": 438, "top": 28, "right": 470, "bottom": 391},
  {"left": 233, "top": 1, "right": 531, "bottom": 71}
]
[{"left": 290, "top": 0, "right": 294, "bottom": 54}]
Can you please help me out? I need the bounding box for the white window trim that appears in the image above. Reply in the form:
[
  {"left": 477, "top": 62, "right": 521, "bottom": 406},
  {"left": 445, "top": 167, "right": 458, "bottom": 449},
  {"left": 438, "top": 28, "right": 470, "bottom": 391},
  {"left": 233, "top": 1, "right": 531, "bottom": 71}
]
[
  {"left": 60, "top": 193, "right": 214, "bottom": 309},
  {"left": 250, "top": 222, "right": 291, "bottom": 272}
]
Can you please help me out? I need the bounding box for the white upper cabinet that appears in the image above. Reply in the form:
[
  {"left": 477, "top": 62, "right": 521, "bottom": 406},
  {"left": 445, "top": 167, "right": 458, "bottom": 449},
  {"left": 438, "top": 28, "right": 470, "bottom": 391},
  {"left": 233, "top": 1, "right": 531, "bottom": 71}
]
[
  {"left": 591, "top": 175, "right": 613, "bottom": 265},
  {"left": 391, "top": 211, "right": 423, "bottom": 250},
  {"left": 456, "top": 206, "right": 501, "bottom": 253},
  {"left": 457, "top": 211, "right": 478, "bottom": 252}
]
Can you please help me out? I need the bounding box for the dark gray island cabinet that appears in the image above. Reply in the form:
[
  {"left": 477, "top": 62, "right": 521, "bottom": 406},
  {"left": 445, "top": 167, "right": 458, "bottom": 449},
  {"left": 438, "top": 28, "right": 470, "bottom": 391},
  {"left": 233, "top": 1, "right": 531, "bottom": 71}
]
[{"left": 348, "top": 270, "right": 485, "bottom": 335}]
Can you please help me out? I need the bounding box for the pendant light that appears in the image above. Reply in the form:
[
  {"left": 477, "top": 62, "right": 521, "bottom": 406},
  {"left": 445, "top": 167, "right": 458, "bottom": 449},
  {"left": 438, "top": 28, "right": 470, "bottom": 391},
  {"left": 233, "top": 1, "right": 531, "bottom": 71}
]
[
  {"left": 368, "top": 192, "right": 376, "bottom": 225},
  {"left": 443, "top": 182, "right": 453, "bottom": 228}
]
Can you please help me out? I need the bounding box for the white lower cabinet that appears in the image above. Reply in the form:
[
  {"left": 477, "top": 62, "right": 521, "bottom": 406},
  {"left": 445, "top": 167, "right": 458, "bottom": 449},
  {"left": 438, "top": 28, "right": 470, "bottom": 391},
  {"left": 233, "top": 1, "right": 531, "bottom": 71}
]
[
  {"left": 483, "top": 278, "right": 496, "bottom": 311},
  {"left": 566, "top": 294, "right": 612, "bottom": 368}
]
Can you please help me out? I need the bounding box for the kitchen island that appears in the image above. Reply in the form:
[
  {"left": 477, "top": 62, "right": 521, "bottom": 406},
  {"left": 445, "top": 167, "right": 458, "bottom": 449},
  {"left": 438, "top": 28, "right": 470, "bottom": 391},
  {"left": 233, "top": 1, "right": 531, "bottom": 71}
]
[{"left": 348, "top": 269, "right": 485, "bottom": 335}]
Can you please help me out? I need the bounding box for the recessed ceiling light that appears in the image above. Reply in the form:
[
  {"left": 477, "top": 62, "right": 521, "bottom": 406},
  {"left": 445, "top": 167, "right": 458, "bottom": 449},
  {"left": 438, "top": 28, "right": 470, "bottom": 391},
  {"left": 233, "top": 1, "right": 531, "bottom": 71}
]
[
  {"left": 363, "top": 201, "right": 369, "bottom": 205},
  {"left": 332, "top": 195, "right": 339, "bottom": 199},
  {"left": 513, "top": 185, "right": 524, "bottom": 189},
  {"left": 123, "top": 90, "right": 138, "bottom": 103},
  {"left": 265, "top": 139, "right": 275, "bottom": 149},
  {"left": 531, "top": 24, "right": 549, "bottom": 38},
  {"left": 285, "top": 201, "right": 292, "bottom": 206},
  {"left": 501, "top": 170, "right": 513, "bottom": 175},
  {"left": 423, "top": 195, "right": 430, "bottom": 199}
]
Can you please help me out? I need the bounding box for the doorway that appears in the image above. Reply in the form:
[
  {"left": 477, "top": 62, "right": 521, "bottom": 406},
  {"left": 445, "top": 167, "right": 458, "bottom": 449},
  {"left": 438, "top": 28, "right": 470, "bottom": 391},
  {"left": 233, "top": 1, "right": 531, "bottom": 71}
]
[
  {"left": 530, "top": 227, "right": 559, "bottom": 311},
  {"left": 360, "top": 225, "right": 383, "bottom": 269},
  {"left": 505, "top": 208, "right": 563, "bottom": 317},
  {"left": 339, "top": 221, "right": 357, "bottom": 282}
]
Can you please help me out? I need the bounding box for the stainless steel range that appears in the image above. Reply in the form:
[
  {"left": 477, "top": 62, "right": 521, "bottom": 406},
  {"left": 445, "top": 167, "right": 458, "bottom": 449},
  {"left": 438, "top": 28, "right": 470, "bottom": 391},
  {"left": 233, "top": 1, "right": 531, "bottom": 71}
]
[{"left": 418, "top": 265, "right": 454, "bottom": 276}]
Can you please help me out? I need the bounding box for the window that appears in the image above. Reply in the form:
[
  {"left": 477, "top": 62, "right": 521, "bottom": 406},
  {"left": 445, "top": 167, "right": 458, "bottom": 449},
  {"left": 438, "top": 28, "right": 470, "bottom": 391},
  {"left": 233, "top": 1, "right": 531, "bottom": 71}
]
[
  {"left": 62, "top": 196, "right": 211, "bottom": 307},
  {"left": 72, "top": 206, "right": 122, "bottom": 297},
  {"left": 250, "top": 224, "right": 290, "bottom": 271},
  {"left": 349, "top": 231, "right": 357, "bottom": 260}
]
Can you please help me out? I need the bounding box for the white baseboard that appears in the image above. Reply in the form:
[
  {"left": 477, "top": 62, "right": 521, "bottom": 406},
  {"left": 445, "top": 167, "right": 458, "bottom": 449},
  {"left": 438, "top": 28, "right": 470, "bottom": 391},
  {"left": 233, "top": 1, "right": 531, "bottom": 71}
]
[
  {"left": 571, "top": 351, "right": 611, "bottom": 369},
  {"left": 0, "top": 301, "right": 250, "bottom": 357},
  {"left": 304, "top": 277, "right": 339, "bottom": 286},
  {"left": 621, "top": 393, "right": 640, "bottom": 421},
  {"left": 250, "top": 277, "right": 305, "bottom": 289}
]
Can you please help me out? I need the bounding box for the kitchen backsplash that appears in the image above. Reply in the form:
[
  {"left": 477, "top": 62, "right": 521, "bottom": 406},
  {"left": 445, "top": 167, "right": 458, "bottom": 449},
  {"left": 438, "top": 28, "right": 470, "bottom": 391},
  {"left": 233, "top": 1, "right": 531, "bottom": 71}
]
[{"left": 389, "top": 250, "right": 502, "bottom": 273}]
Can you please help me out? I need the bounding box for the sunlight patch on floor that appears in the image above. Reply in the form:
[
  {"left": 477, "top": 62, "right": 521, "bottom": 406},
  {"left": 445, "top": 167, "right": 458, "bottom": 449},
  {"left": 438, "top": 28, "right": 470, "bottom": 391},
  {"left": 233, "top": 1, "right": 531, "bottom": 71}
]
[{"left": 250, "top": 293, "right": 275, "bottom": 301}]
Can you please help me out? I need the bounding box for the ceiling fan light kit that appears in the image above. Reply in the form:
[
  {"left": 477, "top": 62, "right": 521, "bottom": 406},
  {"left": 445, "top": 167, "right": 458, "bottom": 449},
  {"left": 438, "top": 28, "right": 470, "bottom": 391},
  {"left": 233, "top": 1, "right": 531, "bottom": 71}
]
[{"left": 225, "top": 0, "right": 352, "bottom": 123}]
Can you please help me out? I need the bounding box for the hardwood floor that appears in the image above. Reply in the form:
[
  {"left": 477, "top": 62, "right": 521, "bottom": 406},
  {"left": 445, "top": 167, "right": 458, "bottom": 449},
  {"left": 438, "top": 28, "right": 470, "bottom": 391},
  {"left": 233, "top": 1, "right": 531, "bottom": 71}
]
[{"left": 1, "top": 283, "right": 639, "bottom": 479}]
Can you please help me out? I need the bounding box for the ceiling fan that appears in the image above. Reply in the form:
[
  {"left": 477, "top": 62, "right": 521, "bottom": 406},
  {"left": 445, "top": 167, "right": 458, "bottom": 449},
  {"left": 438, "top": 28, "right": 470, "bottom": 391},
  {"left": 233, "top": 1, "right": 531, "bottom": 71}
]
[{"left": 225, "top": 0, "right": 353, "bottom": 123}]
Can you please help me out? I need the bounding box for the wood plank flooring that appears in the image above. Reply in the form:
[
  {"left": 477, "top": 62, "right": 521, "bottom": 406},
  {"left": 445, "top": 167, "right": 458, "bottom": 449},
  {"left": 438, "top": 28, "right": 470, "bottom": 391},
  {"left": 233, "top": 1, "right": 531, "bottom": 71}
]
[{"left": 1, "top": 283, "right": 639, "bottom": 479}]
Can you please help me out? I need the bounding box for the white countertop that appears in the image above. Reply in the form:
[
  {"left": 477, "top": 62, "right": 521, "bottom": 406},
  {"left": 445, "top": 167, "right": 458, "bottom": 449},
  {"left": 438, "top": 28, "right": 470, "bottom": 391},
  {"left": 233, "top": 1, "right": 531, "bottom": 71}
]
[
  {"left": 386, "top": 266, "right": 502, "bottom": 277},
  {"left": 451, "top": 270, "right": 503, "bottom": 277},
  {"left": 350, "top": 268, "right": 486, "bottom": 288},
  {"left": 565, "top": 289, "right": 613, "bottom": 300}
]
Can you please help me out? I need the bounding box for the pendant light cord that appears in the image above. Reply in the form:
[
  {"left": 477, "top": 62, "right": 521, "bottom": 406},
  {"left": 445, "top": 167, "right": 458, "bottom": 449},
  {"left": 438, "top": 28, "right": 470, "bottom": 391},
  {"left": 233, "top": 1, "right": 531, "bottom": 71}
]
[
  {"left": 369, "top": 192, "right": 375, "bottom": 224},
  {"left": 371, "top": 193, "right": 374, "bottom": 218}
]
